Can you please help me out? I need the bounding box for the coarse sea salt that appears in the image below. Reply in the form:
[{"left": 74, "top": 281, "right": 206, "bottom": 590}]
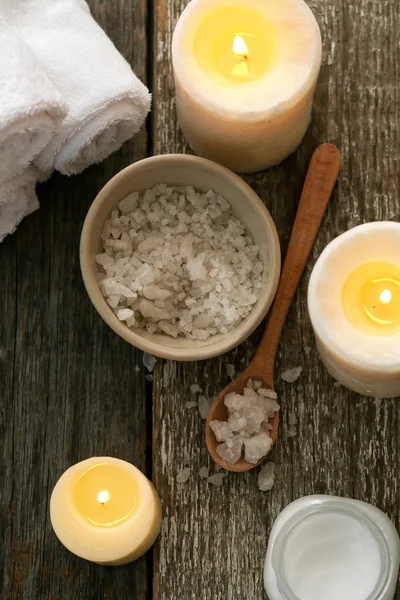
[
  {"left": 281, "top": 367, "right": 302, "bottom": 383},
  {"left": 207, "top": 473, "right": 225, "bottom": 487},
  {"left": 258, "top": 462, "right": 276, "bottom": 491},
  {"left": 190, "top": 383, "right": 203, "bottom": 395},
  {"left": 176, "top": 467, "right": 191, "bottom": 483},
  {"left": 185, "top": 401, "right": 198, "bottom": 409},
  {"left": 143, "top": 353, "right": 156, "bottom": 372},
  {"left": 198, "top": 466, "right": 209, "bottom": 479},
  {"left": 209, "top": 379, "right": 280, "bottom": 465},
  {"left": 227, "top": 364, "right": 235, "bottom": 378},
  {"left": 97, "top": 185, "right": 264, "bottom": 340},
  {"left": 198, "top": 396, "right": 213, "bottom": 419}
]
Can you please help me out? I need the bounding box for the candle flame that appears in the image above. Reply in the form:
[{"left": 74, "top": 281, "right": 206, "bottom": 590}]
[
  {"left": 97, "top": 490, "right": 110, "bottom": 504},
  {"left": 380, "top": 289, "right": 392, "bottom": 304},
  {"left": 232, "top": 35, "right": 248, "bottom": 58}
]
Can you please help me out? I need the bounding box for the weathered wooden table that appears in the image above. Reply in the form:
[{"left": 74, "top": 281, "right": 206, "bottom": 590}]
[{"left": 1, "top": 0, "right": 399, "bottom": 598}]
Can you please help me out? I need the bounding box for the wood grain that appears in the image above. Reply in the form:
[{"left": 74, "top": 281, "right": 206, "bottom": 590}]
[
  {"left": 0, "top": 1, "right": 150, "bottom": 599},
  {"left": 152, "top": 1, "right": 400, "bottom": 599}
]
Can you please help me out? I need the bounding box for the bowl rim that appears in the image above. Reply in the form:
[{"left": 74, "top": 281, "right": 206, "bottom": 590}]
[{"left": 80, "top": 154, "right": 281, "bottom": 361}]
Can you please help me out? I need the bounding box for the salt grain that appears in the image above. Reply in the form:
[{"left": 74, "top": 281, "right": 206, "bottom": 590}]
[
  {"left": 198, "top": 466, "right": 209, "bottom": 479},
  {"left": 185, "top": 401, "right": 198, "bottom": 409},
  {"left": 145, "top": 374, "right": 154, "bottom": 382},
  {"left": 143, "top": 353, "right": 156, "bottom": 372},
  {"left": 135, "top": 365, "right": 140, "bottom": 372},
  {"left": 176, "top": 467, "right": 191, "bottom": 483},
  {"left": 304, "top": 345, "right": 312, "bottom": 357},
  {"left": 333, "top": 381, "right": 341, "bottom": 388},
  {"left": 227, "top": 364, "right": 235, "bottom": 378},
  {"left": 258, "top": 462, "right": 276, "bottom": 491},
  {"left": 190, "top": 384, "right": 203, "bottom": 395},
  {"left": 207, "top": 473, "right": 225, "bottom": 487},
  {"left": 198, "top": 396, "right": 213, "bottom": 419},
  {"left": 97, "top": 185, "right": 264, "bottom": 339},
  {"left": 281, "top": 367, "right": 303, "bottom": 383}
]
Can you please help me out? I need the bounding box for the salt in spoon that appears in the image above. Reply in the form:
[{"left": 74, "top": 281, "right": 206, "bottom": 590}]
[{"left": 206, "top": 143, "right": 341, "bottom": 472}]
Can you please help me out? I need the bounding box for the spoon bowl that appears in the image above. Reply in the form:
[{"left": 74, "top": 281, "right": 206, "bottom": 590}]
[
  {"left": 206, "top": 372, "right": 277, "bottom": 472},
  {"left": 206, "top": 144, "right": 342, "bottom": 472}
]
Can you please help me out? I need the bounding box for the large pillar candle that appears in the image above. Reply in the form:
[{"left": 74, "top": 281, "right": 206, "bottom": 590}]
[
  {"left": 308, "top": 222, "right": 400, "bottom": 398},
  {"left": 172, "top": 0, "right": 322, "bottom": 173},
  {"left": 50, "top": 457, "right": 161, "bottom": 565}
]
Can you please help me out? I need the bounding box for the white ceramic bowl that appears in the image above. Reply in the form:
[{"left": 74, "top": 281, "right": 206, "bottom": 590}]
[{"left": 80, "top": 155, "right": 281, "bottom": 361}]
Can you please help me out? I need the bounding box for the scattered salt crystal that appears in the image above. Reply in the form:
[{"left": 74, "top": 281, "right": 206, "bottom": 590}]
[
  {"left": 145, "top": 374, "right": 154, "bottom": 382},
  {"left": 198, "top": 396, "right": 213, "bottom": 419},
  {"left": 333, "top": 381, "right": 341, "bottom": 388},
  {"left": 258, "top": 462, "right": 276, "bottom": 491},
  {"left": 207, "top": 473, "right": 225, "bottom": 487},
  {"left": 281, "top": 367, "right": 303, "bottom": 383},
  {"left": 304, "top": 345, "right": 312, "bottom": 357},
  {"left": 97, "top": 185, "right": 264, "bottom": 339},
  {"left": 199, "top": 466, "right": 209, "bottom": 479},
  {"left": 190, "top": 384, "right": 203, "bottom": 395},
  {"left": 185, "top": 401, "right": 198, "bottom": 409},
  {"left": 143, "top": 353, "right": 156, "bottom": 372},
  {"left": 176, "top": 468, "right": 191, "bottom": 483},
  {"left": 287, "top": 411, "right": 297, "bottom": 437},
  {"left": 135, "top": 365, "right": 140, "bottom": 372},
  {"left": 227, "top": 364, "right": 235, "bottom": 378}
]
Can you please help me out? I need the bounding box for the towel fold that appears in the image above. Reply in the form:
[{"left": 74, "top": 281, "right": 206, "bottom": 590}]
[
  {"left": 1, "top": 0, "right": 151, "bottom": 175},
  {"left": 0, "top": 167, "right": 39, "bottom": 242},
  {"left": 0, "top": 31, "right": 65, "bottom": 181}
]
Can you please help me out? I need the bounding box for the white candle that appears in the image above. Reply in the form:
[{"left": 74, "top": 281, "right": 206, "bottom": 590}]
[
  {"left": 308, "top": 222, "right": 400, "bottom": 397},
  {"left": 172, "top": 0, "right": 322, "bottom": 173},
  {"left": 50, "top": 457, "right": 161, "bottom": 565}
]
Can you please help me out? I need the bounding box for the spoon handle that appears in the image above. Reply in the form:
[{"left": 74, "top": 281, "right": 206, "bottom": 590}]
[{"left": 251, "top": 143, "right": 341, "bottom": 378}]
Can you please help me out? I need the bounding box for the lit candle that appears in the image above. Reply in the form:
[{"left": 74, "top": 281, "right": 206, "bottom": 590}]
[
  {"left": 172, "top": 0, "right": 322, "bottom": 173},
  {"left": 50, "top": 457, "right": 161, "bottom": 565},
  {"left": 308, "top": 222, "right": 400, "bottom": 397}
]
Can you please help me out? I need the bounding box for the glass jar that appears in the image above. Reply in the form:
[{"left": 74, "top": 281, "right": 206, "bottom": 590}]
[{"left": 264, "top": 495, "right": 400, "bottom": 600}]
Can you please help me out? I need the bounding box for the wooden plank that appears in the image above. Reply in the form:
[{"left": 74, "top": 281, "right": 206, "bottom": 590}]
[
  {"left": 0, "top": 1, "right": 150, "bottom": 599},
  {"left": 151, "top": 1, "right": 400, "bottom": 599}
]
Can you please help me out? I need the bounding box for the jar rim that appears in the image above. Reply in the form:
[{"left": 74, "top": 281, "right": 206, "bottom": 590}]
[{"left": 271, "top": 501, "right": 392, "bottom": 600}]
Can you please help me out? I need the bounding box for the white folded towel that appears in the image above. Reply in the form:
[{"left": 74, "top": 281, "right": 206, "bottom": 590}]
[
  {"left": 1, "top": 0, "right": 151, "bottom": 175},
  {"left": 0, "top": 30, "right": 65, "bottom": 181},
  {"left": 0, "top": 167, "right": 39, "bottom": 242}
]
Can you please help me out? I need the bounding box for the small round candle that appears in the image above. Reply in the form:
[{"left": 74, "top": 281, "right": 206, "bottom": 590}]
[
  {"left": 308, "top": 222, "right": 400, "bottom": 397},
  {"left": 172, "top": 0, "right": 322, "bottom": 173},
  {"left": 50, "top": 457, "right": 162, "bottom": 565}
]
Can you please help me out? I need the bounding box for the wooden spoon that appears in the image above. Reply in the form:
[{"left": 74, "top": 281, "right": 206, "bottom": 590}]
[{"left": 206, "top": 143, "right": 341, "bottom": 472}]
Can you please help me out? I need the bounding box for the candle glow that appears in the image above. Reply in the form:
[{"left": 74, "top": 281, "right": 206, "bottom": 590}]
[
  {"left": 342, "top": 262, "right": 400, "bottom": 335},
  {"left": 50, "top": 457, "right": 162, "bottom": 565},
  {"left": 232, "top": 35, "right": 248, "bottom": 58},
  {"left": 308, "top": 222, "right": 400, "bottom": 398},
  {"left": 172, "top": 0, "right": 322, "bottom": 172}
]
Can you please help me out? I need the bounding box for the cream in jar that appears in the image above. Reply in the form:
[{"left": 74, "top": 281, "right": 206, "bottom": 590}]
[{"left": 264, "top": 495, "right": 400, "bottom": 600}]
